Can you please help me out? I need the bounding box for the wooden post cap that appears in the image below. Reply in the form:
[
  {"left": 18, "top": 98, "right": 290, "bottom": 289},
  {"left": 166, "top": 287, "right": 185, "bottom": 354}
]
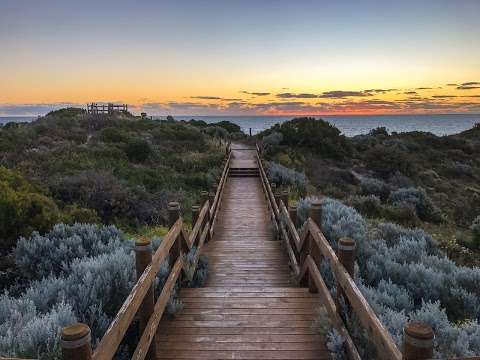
[
  {"left": 310, "top": 199, "right": 322, "bottom": 209},
  {"left": 403, "top": 321, "right": 434, "bottom": 360},
  {"left": 404, "top": 321, "right": 434, "bottom": 342},
  {"left": 309, "top": 199, "right": 322, "bottom": 226},
  {"left": 135, "top": 237, "right": 152, "bottom": 250},
  {"left": 61, "top": 323, "right": 91, "bottom": 344},
  {"left": 338, "top": 237, "right": 356, "bottom": 251},
  {"left": 168, "top": 201, "right": 180, "bottom": 210}
]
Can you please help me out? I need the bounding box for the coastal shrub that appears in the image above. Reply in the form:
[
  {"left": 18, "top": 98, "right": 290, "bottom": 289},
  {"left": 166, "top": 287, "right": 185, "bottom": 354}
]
[
  {"left": 266, "top": 161, "right": 307, "bottom": 194},
  {"left": 212, "top": 120, "right": 241, "bottom": 133},
  {"left": 302, "top": 196, "right": 480, "bottom": 356},
  {"left": 53, "top": 171, "right": 162, "bottom": 227},
  {"left": 388, "top": 187, "right": 443, "bottom": 223},
  {"left": 124, "top": 139, "right": 152, "bottom": 162},
  {"left": 364, "top": 144, "right": 415, "bottom": 178},
  {"left": 471, "top": 216, "right": 480, "bottom": 246},
  {"left": 381, "top": 203, "right": 419, "bottom": 227},
  {"left": 348, "top": 195, "right": 382, "bottom": 218},
  {"left": 359, "top": 177, "right": 390, "bottom": 200},
  {"left": 0, "top": 299, "right": 77, "bottom": 360},
  {"left": 261, "top": 118, "right": 352, "bottom": 159},
  {"left": 0, "top": 169, "right": 61, "bottom": 249},
  {"left": 203, "top": 126, "right": 228, "bottom": 139},
  {"left": 100, "top": 127, "right": 131, "bottom": 143},
  {"left": 261, "top": 131, "right": 283, "bottom": 153},
  {"left": 15, "top": 223, "right": 125, "bottom": 279}
]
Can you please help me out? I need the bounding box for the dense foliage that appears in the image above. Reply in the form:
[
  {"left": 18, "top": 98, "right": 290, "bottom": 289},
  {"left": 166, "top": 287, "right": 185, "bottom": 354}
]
[
  {"left": 2, "top": 223, "right": 191, "bottom": 359},
  {"left": 297, "top": 197, "right": 480, "bottom": 357},
  {"left": 0, "top": 111, "right": 229, "bottom": 249},
  {"left": 260, "top": 118, "right": 480, "bottom": 265},
  {"left": 259, "top": 117, "right": 352, "bottom": 159}
]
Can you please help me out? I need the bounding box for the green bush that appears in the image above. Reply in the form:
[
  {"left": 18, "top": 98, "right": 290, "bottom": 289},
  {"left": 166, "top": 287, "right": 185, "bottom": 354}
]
[
  {"left": 0, "top": 169, "right": 61, "bottom": 249},
  {"left": 471, "top": 216, "right": 480, "bottom": 247},
  {"left": 261, "top": 118, "right": 352, "bottom": 159},
  {"left": 45, "top": 107, "right": 85, "bottom": 118},
  {"left": 212, "top": 120, "right": 241, "bottom": 133},
  {"left": 124, "top": 139, "right": 152, "bottom": 162},
  {"left": 364, "top": 144, "right": 416, "bottom": 178}
]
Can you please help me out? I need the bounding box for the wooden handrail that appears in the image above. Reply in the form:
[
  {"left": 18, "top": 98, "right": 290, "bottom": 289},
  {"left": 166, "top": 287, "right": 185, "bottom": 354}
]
[
  {"left": 307, "top": 219, "right": 402, "bottom": 360},
  {"left": 93, "top": 219, "right": 184, "bottom": 360}
]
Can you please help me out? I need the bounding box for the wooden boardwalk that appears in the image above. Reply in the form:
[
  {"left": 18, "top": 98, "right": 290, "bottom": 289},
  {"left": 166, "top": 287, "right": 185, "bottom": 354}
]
[{"left": 156, "top": 147, "right": 330, "bottom": 359}]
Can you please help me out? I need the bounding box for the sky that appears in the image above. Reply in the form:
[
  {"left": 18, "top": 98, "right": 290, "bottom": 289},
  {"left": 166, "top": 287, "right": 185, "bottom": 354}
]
[{"left": 1, "top": 0, "right": 479, "bottom": 116}]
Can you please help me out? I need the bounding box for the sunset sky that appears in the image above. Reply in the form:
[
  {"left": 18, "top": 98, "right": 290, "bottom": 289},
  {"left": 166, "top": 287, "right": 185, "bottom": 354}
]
[{"left": 1, "top": 0, "right": 479, "bottom": 116}]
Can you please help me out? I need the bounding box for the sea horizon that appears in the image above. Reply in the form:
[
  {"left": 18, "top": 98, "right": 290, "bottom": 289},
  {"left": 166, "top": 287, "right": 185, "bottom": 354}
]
[{"left": 2, "top": 113, "right": 479, "bottom": 137}]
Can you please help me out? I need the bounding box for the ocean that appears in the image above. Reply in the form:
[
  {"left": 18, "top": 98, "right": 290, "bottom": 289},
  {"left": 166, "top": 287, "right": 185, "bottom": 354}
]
[{"left": 1, "top": 114, "right": 479, "bottom": 137}]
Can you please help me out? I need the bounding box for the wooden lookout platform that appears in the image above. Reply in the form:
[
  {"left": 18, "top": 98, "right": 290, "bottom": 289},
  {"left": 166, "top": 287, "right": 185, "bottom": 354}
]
[{"left": 155, "top": 146, "right": 329, "bottom": 359}]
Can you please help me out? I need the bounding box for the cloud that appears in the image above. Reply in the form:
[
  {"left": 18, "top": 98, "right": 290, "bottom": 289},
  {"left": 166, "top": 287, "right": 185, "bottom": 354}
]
[
  {"left": 189, "top": 96, "right": 222, "bottom": 100},
  {"left": 318, "top": 90, "right": 370, "bottom": 98},
  {"left": 446, "top": 83, "right": 458, "bottom": 86},
  {"left": 276, "top": 92, "right": 318, "bottom": 99},
  {"left": 404, "top": 91, "right": 417, "bottom": 95},
  {"left": 461, "top": 82, "right": 480, "bottom": 86},
  {"left": 0, "top": 102, "right": 81, "bottom": 116},
  {"left": 415, "top": 87, "right": 433, "bottom": 90},
  {"left": 363, "top": 88, "right": 398, "bottom": 94},
  {"left": 432, "top": 95, "right": 457, "bottom": 98},
  {"left": 240, "top": 91, "right": 271, "bottom": 96},
  {"left": 457, "top": 82, "right": 480, "bottom": 90}
]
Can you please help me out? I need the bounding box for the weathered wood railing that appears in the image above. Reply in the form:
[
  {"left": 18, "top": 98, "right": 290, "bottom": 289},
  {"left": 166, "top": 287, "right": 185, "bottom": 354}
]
[
  {"left": 255, "top": 144, "right": 437, "bottom": 360},
  {"left": 59, "top": 147, "right": 231, "bottom": 360}
]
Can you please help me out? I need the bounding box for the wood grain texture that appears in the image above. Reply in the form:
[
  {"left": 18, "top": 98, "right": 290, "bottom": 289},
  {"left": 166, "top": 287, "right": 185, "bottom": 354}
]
[{"left": 155, "top": 147, "right": 331, "bottom": 360}]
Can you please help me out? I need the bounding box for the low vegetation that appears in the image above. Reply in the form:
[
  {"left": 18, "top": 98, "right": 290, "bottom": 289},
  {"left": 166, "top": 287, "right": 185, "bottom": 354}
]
[
  {"left": 260, "top": 118, "right": 480, "bottom": 357},
  {"left": 0, "top": 109, "right": 228, "bottom": 359},
  {"left": 259, "top": 118, "right": 480, "bottom": 266}
]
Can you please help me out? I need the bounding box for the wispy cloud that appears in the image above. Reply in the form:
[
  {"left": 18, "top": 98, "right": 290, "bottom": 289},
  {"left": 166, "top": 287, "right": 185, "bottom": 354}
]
[
  {"left": 240, "top": 91, "right": 270, "bottom": 96},
  {"left": 318, "top": 90, "right": 370, "bottom": 98},
  {"left": 457, "top": 81, "right": 480, "bottom": 90},
  {"left": 276, "top": 93, "right": 318, "bottom": 99}
]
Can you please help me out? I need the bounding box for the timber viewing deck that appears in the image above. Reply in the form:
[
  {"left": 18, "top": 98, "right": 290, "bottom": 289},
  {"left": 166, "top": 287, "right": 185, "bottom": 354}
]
[{"left": 56, "top": 143, "right": 467, "bottom": 360}]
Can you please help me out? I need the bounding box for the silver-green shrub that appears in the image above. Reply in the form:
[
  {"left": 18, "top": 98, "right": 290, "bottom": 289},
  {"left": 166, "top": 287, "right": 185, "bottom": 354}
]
[
  {"left": 15, "top": 223, "right": 125, "bottom": 279},
  {"left": 299, "top": 196, "right": 480, "bottom": 357},
  {"left": 266, "top": 161, "right": 307, "bottom": 194},
  {"left": 388, "top": 187, "right": 443, "bottom": 223}
]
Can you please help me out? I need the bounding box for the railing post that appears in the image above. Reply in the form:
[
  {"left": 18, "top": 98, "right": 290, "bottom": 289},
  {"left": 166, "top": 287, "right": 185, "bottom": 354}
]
[
  {"left": 281, "top": 190, "right": 289, "bottom": 209},
  {"left": 274, "top": 192, "right": 281, "bottom": 208},
  {"left": 200, "top": 190, "right": 209, "bottom": 208},
  {"left": 289, "top": 204, "right": 297, "bottom": 228},
  {"left": 168, "top": 201, "right": 182, "bottom": 265},
  {"left": 61, "top": 323, "right": 92, "bottom": 360},
  {"left": 307, "top": 200, "right": 323, "bottom": 293},
  {"left": 336, "top": 237, "right": 356, "bottom": 313},
  {"left": 135, "top": 238, "right": 156, "bottom": 360},
  {"left": 402, "top": 322, "right": 434, "bottom": 360},
  {"left": 192, "top": 205, "right": 200, "bottom": 227}
]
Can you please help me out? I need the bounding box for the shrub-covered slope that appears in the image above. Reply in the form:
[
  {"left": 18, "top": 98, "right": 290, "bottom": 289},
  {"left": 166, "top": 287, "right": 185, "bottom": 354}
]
[{"left": 259, "top": 118, "right": 480, "bottom": 265}]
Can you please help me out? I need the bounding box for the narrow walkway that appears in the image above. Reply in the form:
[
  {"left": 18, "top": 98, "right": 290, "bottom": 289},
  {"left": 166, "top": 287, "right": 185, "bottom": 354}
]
[{"left": 156, "top": 146, "right": 329, "bottom": 359}]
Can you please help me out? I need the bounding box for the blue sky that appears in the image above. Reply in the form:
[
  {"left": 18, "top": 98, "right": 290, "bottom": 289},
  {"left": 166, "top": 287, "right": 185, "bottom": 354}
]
[{"left": 1, "top": 0, "right": 479, "bottom": 115}]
